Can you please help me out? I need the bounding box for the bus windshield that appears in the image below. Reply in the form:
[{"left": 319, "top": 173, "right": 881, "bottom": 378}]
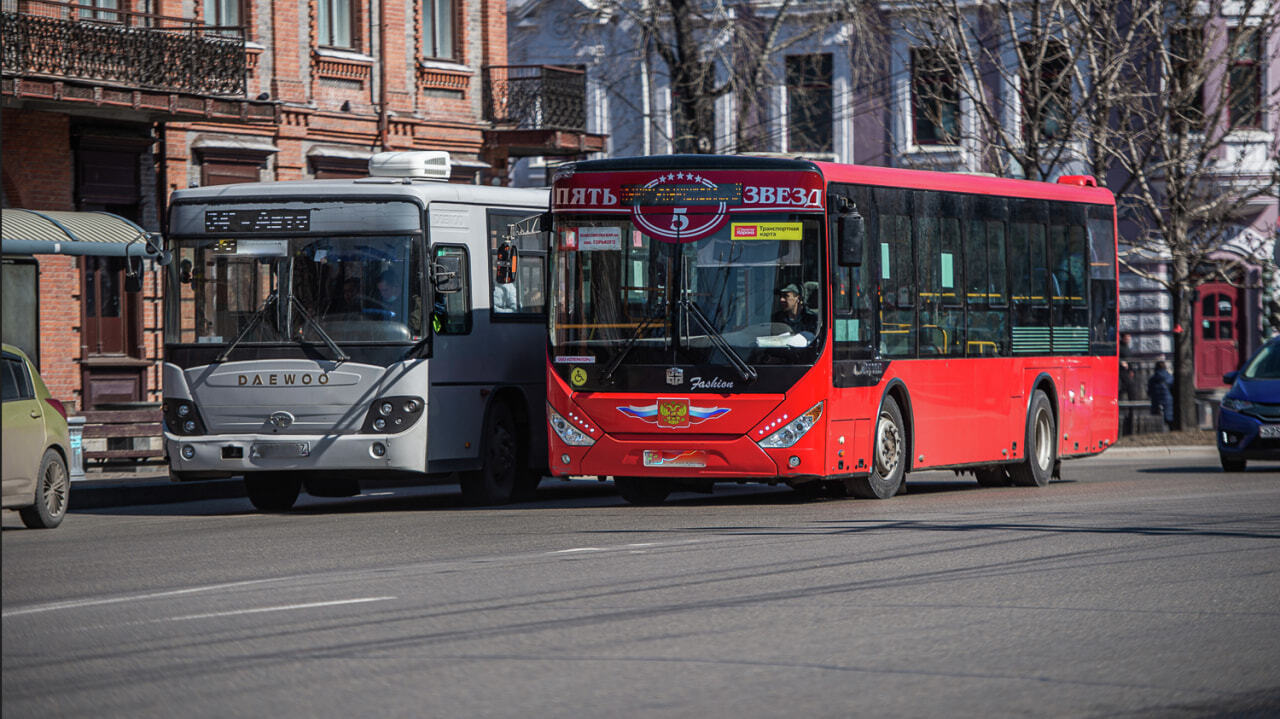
[
  {"left": 168, "top": 235, "right": 425, "bottom": 346},
  {"left": 551, "top": 212, "right": 825, "bottom": 369}
]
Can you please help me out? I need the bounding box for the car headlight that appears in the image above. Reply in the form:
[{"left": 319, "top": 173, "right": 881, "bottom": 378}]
[
  {"left": 758, "top": 402, "right": 823, "bottom": 449},
  {"left": 548, "top": 405, "right": 595, "bottom": 446},
  {"left": 1221, "top": 397, "right": 1253, "bottom": 412}
]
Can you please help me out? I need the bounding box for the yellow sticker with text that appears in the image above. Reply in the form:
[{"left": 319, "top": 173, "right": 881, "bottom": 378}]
[
  {"left": 730, "top": 222, "right": 803, "bottom": 241},
  {"left": 570, "top": 367, "right": 588, "bottom": 387}
]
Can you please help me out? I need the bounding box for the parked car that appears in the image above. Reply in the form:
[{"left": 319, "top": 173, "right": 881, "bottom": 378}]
[
  {"left": 1217, "top": 336, "right": 1280, "bottom": 472},
  {"left": 2, "top": 343, "right": 71, "bottom": 528}
]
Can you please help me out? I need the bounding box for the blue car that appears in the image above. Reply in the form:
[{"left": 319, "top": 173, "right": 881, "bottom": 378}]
[{"left": 1217, "top": 336, "right": 1280, "bottom": 472}]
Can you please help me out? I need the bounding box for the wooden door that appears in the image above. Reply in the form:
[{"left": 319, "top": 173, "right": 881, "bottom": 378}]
[{"left": 1195, "top": 282, "right": 1241, "bottom": 388}]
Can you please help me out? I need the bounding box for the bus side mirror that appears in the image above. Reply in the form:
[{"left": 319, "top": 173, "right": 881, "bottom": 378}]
[
  {"left": 432, "top": 255, "right": 463, "bottom": 294},
  {"left": 838, "top": 211, "right": 864, "bottom": 267},
  {"left": 495, "top": 241, "right": 518, "bottom": 285}
]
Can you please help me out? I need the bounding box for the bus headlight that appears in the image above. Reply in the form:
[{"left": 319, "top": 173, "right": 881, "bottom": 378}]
[
  {"left": 757, "top": 402, "right": 823, "bottom": 449},
  {"left": 163, "top": 399, "right": 207, "bottom": 436},
  {"left": 361, "top": 395, "right": 424, "bottom": 433},
  {"left": 548, "top": 406, "right": 595, "bottom": 446}
]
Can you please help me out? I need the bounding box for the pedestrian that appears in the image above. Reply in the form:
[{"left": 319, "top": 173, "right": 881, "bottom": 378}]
[
  {"left": 1118, "top": 332, "right": 1138, "bottom": 400},
  {"left": 1147, "top": 360, "right": 1174, "bottom": 429}
]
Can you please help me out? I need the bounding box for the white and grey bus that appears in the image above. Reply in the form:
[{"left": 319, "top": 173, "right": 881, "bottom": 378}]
[{"left": 162, "top": 152, "right": 550, "bottom": 510}]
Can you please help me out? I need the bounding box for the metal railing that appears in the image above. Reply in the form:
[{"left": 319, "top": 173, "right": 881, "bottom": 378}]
[
  {"left": 483, "top": 65, "right": 587, "bottom": 132},
  {"left": 2, "top": 0, "right": 246, "bottom": 96}
]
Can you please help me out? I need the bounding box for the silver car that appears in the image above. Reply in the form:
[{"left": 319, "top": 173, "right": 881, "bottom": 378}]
[{"left": 2, "top": 343, "right": 71, "bottom": 528}]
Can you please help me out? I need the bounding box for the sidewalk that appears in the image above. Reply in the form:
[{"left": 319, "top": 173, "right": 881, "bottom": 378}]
[{"left": 67, "top": 433, "right": 1218, "bottom": 510}]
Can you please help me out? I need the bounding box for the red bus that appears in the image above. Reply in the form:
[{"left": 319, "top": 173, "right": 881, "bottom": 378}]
[{"left": 545, "top": 155, "right": 1118, "bottom": 504}]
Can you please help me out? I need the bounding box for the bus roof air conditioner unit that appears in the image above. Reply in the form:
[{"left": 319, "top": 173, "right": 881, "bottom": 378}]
[{"left": 368, "top": 151, "right": 452, "bottom": 180}]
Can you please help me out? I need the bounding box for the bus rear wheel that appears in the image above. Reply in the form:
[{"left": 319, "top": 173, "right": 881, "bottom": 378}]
[
  {"left": 1009, "top": 390, "right": 1056, "bottom": 487},
  {"left": 461, "top": 402, "right": 518, "bottom": 505},
  {"left": 244, "top": 472, "right": 301, "bottom": 511},
  {"left": 614, "top": 477, "right": 672, "bottom": 506},
  {"left": 848, "top": 397, "right": 906, "bottom": 499}
]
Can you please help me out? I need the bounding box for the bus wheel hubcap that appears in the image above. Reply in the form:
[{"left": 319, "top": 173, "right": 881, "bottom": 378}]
[
  {"left": 1034, "top": 411, "right": 1052, "bottom": 470},
  {"left": 876, "top": 415, "right": 901, "bottom": 475}
]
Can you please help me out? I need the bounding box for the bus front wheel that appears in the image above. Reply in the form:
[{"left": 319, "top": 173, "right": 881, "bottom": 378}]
[
  {"left": 244, "top": 472, "right": 301, "bottom": 511},
  {"left": 848, "top": 398, "right": 906, "bottom": 499},
  {"left": 1009, "top": 390, "right": 1056, "bottom": 487},
  {"left": 614, "top": 477, "right": 672, "bottom": 506}
]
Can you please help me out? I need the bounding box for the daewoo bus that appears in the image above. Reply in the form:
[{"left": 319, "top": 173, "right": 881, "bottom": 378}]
[
  {"left": 545, "top": 155, "right": 1118, "bottom": 504},
  {"left": 163, "top": 152, "right": 549, "bottom": 510}
]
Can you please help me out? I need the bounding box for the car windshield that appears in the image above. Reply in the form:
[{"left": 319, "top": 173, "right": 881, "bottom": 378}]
[
  {"left": 1242, "top": 342, "right": 1280, "bottom": 380},
  {"left": 551, "top": 212, "right": 825, "bottom": 369},
  {"left": 167, "top": 235, "right": 425, "bottom": 345}
]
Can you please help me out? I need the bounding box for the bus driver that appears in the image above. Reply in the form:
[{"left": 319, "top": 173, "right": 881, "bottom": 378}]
[{"left": 773, "top": 283, "right": 818, "bottom": 343}]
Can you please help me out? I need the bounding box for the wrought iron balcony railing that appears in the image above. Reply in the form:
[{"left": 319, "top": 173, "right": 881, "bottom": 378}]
[
  {"left": 484, "top": 65, "right": 587, "bottom": 132},
  {"left": 2, "top": 0, "right": 246, "bottom": 96}
]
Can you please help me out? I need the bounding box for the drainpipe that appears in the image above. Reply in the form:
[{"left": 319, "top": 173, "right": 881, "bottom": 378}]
[
  {"left": 377, "top": 0, "right": 388, "bottom": 149},
  {"left": 641, "top": 40, "right": 652, "bottom": 156}
]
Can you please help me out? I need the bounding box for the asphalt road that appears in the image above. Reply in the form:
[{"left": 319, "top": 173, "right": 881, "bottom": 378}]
[{"left": 3, "top": 449, "right": 1278, "bottom": 718}]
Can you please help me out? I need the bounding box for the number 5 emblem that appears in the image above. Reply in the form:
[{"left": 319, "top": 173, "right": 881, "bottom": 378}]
[{"left": 670, "top": 208, "right": 689, "bottom": 232}]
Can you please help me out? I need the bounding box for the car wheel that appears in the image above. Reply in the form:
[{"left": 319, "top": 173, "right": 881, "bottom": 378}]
[
  {"left": 1220, "top": 454, "right": 1246, "bottom": 472},
  {"left": 244, "top": 472, "right": 301, "bottom": 511},
  {"left": 614, "top": 476, "right": 672, "bottom": 506},
  {"left": 847, "top": 397, "right": 907, "bottom": 499},
  {"left": 460, "top": 402, "right": 518, "bottom": 505},
  {"left": 19, "top": 449, "right": 69, "bottom": 529},
  {"left": 1009, "top": 390, "right": 1056, "bottom": 487}
]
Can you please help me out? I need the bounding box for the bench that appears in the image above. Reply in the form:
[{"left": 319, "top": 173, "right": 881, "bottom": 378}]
[{"left": 78, "top": 409, "right": 165, "bottom": 463}]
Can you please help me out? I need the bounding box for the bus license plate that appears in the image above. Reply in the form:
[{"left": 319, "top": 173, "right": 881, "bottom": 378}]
[
  {"left": 643, "top": 450, "right": 706, "bottom": 468},
  {"left": 251, "top": 442, "right": 310, "bottom": 459},
  {"left": 1259, "top": 425, "right": 1280, "bottom": 438}
]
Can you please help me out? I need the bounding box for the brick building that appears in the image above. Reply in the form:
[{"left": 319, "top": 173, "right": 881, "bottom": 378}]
[{"left": 2, "top": 0, "right": 601, "bottom": 412}]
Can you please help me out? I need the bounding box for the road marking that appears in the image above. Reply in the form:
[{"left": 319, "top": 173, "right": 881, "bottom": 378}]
[
  {"left": 2, "top": 578, "right": 287, "bottom": 618},
  {"left": 162, "top": 596, "right": 395, "bottom": 622}
]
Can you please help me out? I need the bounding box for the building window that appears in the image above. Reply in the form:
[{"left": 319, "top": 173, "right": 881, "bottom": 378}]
[
  {"left": 786, "top": 53, "right": 833, "bottom": 154},
  {"left": 911, "top": 48, "right": 959, "bottom": 145},
  {"left": 204, "top": 0, "right": 240, "bottom": 27},
  {"left": 1020, "top": 41, "right": 1071, "bottom": 141},
  {"left": 78, "top": 0, "right": 119, "bottom": 22},
  {"left": 1228, "top": 27, "right": 1261, "bottom": 129},
  {"left": 318, "top": 0, "right": 353, "bottom": 49},
  {"left": 422, "top": 0, "right": 456, "bottom": 60}
]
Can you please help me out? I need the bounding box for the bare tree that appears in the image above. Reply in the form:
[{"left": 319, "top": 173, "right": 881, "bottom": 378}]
[
  {"left": 585, "top": 0, "right": 883, "bottom": 154},
  {"left": 1103, "top": 0, "right": 1280, "bottom": 429},
  {"left": 898, "top": 0, "right": 1279, "bottom": 428}
]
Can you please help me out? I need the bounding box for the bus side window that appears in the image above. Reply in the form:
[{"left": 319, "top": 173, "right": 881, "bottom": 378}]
[
  {"left": 487, "top": 209, "right": 548, "bottom": 319},
  {"left": 966, "top": 196, "right": 1009, "bottom": 357},
  {"left": 433, "top": 245, "right": 471, "bottom": 335},
  {"left": 1087, "top": 205, "right": 1117, "bottom": 354}
]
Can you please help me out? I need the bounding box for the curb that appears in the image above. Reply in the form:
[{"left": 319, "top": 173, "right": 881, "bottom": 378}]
[{"left": 1099, "top": 445, "right": 1217, "bottom": 458}]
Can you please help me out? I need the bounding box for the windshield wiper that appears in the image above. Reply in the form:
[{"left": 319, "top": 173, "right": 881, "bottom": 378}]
[
  {"left": 678, "top": 298, "right": 758, "bottom": 382},
  {"left": 215, "top": 291, "right": 279, "bottom": 363},
  {"left": 601, "top": 314, "right": 660, "bottom": 384},
  {"left": 214, "top": 290, "right": 350, "bottom": 364},
  {"left": 289, "top": 295, "right": 349, "bottom": 364}
]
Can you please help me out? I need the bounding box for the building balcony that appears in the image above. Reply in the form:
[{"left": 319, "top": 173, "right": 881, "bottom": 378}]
[
  {"left": 482, "top": 65, "right": 606, "bottom": 157},
  {"left": 1, "top": 0, "right": 271, "bottom": 122}
]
